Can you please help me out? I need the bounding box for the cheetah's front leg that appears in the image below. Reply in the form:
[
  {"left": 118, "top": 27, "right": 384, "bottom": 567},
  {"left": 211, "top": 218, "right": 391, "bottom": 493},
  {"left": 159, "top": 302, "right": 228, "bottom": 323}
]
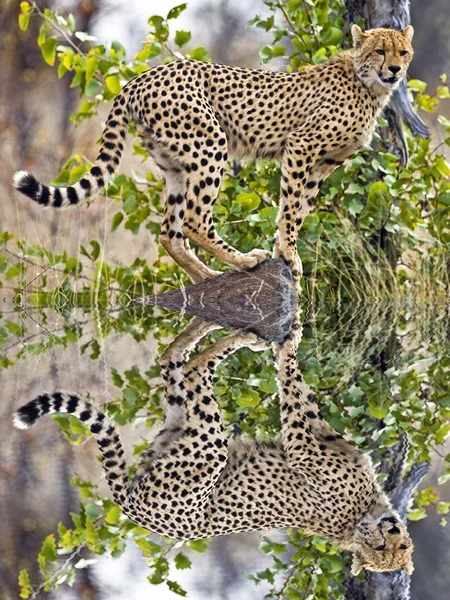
[
  {"left": 274, "top": 130, "right": 338, "bottom": 291},
  {"left": 274, "top": 317, "right": 359, "bottom": 478},
  {"left": 273, "top": 133, "right": 319, "bottom": 288}
]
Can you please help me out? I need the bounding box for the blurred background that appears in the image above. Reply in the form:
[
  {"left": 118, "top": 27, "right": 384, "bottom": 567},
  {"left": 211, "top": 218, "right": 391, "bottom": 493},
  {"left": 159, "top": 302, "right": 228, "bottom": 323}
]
[{"left": 1, "top": 1, "right": 450, "bottom": 599}]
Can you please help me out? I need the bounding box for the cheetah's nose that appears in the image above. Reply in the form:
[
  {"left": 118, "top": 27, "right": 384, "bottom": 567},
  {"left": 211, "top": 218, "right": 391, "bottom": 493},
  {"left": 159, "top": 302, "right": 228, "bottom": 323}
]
[{"left": 388, "top": 65, "right": 401, "bottom": 75}]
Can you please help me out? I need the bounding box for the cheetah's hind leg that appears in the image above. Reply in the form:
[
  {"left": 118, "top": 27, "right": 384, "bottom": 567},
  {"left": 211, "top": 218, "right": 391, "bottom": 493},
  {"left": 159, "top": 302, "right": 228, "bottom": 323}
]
[
  {"left": 131, "top": 318, "right": 221, "bottom": 486},
  {"left": 146, "top": 141, "right": 221, "bottom": 283}
]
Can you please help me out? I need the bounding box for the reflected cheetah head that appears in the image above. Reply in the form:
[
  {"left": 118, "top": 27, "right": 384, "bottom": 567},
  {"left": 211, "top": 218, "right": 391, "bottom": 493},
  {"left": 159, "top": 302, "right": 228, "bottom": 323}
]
[{"left": 351, "top": 511, "right": 414, "bottom": 576}]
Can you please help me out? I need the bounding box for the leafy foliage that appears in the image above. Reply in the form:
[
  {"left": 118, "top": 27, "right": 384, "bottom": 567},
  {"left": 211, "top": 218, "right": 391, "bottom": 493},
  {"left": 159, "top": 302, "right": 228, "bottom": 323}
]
[{"left": 4, "top": 1, "right": 450, "bottom": 599}]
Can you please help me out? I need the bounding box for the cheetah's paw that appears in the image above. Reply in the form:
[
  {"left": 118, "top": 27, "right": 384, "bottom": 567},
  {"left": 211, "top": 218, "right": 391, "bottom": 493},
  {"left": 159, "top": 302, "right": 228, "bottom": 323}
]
[
  {"left": 241, "top": 248, "right": 270, "bottom": 269},
  {"left": 239, "top": 331, "right": 269, "bottom": 352}
]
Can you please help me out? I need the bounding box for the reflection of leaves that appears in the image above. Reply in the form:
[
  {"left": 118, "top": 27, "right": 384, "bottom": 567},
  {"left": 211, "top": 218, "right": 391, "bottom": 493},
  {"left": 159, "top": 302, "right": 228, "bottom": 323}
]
[
  {"left": 174, "top": 553, "right": 191, "bottom": 570},
  {"left": 38, "top": 535, "right": 57, "bottom": 574},
  {"left": 5, "top": 0, "right": 450, "bottom": 598}
]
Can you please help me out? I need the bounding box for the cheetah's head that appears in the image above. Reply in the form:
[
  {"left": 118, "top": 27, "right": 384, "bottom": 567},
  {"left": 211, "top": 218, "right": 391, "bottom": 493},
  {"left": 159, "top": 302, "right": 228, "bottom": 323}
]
[
  {"left": 351, "top": 511, "right": 414, "bottom": 576},
  {"left": 351, "top": 26, "right": 414, "bottom": 92}
]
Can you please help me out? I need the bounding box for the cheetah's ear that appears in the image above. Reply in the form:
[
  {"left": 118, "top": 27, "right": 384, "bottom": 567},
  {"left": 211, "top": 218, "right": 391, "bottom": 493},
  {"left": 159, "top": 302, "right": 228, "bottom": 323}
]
[
  {"left": 401, "top": 26, "right": 414, "bottom": 42},
  {"left": 351, "top": 25, "right": 366, "bottom": 47},
  {"left": 350, "top": 555, "right": 365, "bottom": 576},
  {"left": 402, "top": 558, "right": 414, "bottom": 575}
]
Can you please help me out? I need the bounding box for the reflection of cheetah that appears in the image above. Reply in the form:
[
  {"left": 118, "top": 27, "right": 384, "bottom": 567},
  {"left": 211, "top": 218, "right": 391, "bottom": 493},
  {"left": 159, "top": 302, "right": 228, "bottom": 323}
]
[
  {"left": 14, "top": 26, "right": 413, "bottom": 283},
  {"left": 14, "top": 318, "right": 413, "bottom": 575}
]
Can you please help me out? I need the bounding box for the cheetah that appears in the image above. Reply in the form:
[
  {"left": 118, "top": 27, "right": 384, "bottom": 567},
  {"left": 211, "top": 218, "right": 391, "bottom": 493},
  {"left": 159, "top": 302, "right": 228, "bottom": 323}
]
[
  {"left": 13, "top": 26, "right": 414, "bottom": 284},
  {"left": 13, "top": 317, "right": 414, "bottom": 575}
]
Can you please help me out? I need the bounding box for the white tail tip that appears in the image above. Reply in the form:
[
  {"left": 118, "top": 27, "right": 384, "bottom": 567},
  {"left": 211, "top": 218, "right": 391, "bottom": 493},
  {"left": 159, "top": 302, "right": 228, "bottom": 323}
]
[
  {"left": 13, "top": 413, "right": 29, "bottom": 430},
  {"left": 12, "top": 170, "right": 30, "bottom": 188}
]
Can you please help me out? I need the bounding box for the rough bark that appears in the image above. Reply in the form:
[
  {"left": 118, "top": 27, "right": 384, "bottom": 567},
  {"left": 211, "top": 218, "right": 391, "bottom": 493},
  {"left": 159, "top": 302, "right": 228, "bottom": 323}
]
[{"left": 139, "top": 259, "right": 297, "bottom": 342}]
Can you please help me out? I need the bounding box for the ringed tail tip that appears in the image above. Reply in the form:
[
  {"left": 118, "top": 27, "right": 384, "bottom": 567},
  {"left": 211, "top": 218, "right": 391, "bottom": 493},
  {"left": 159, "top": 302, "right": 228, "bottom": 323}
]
[
  {"left": 13, "top": 170, "right": 40, "bottom": 199},
  {"left": 13, "top": 411, "right": 31, "bottom": 430}
]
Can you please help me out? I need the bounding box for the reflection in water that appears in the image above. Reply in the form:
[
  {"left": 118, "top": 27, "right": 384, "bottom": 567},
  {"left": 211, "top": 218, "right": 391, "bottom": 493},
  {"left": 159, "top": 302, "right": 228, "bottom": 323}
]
[
  {"left": 1, "top": 287, "right": 449, "bottom": 599},
  {"left": 16, "top": 312, "right": 415, "bottom": 571}
]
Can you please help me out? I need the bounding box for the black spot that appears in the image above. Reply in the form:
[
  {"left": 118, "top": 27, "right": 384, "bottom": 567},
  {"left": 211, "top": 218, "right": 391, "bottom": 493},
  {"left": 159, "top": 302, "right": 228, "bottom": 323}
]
[
  {"left": 66, "top": 395, "right": 79, "bottom": 413},
  {"left": 67, "top": 187, "right": 78, "bottom": 205},
  {"left": 79, "top": 178, "right": 91, "bottom": 191},
  {"left": 38, "top": 186, "right": 50, "bottom": 206},
  {"left": 90, "top": 166, "right": 102, "bottom": 178},
  {"left": 79, "top": 410, "right": 91, "bottom": 421},
  {"left": 52, "top": 392, "right": 64, "bottom": 412},
  {"left": 52, "top": 188, "right": 63, "bottom": 208}
]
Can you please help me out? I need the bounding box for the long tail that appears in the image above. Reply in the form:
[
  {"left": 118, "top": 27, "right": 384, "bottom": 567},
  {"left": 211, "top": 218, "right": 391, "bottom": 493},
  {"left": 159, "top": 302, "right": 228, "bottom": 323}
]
[
  {"left": 13, "top": 92, "right": 129, "bottom": 208},
  {"left": 13, "top": 392, "right": 129, "bottom": 504}
]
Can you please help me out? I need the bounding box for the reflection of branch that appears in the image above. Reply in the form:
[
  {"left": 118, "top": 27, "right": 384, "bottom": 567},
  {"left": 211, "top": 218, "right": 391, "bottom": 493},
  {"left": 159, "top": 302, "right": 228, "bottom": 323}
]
[
  {"left": 1, "top": 305, "right": 134, "bottom": 354},
  {"left": 3, "top": 247, "right": 141, "bottom": 301},
  {"left": 29, "top": 545, "right": 85, "bottom": 600},
  {"left": 390, "top": 462, "right": 430, "bottom": 520}
]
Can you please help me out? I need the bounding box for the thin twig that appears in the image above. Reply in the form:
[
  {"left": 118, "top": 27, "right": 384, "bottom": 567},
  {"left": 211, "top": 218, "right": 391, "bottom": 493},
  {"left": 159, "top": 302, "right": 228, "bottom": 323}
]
[{"left": 31, "top": 1, "right": 105, "bottom": 84}]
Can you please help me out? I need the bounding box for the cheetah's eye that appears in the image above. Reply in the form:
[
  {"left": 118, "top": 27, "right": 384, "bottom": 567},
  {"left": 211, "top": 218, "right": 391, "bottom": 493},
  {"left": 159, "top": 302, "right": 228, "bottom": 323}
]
[
  {"left": 375, "top": 545, "right": 385, "bottom": 551},
  {"left": 376, "top": 49, "right": 385, "bottom": 55},
  {"left": 400, "top": 544, "right": 408, "bottom": 550},
  {"left": 400, "top": 50, "right": 408, "bottom": 56}
]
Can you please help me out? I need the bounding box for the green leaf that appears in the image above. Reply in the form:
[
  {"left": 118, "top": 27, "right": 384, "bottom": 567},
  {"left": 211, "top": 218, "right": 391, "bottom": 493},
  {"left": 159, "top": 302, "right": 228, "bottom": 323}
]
[
  {"left": 105, "top": 75, "right": 122, "bottom": 95},
  {"left": 18, "top": 12, "right": 30, "bottom": 31},
  {"left": 84, "top": 516, "right": 100, "bottom": 544},
  {"left": 188, "top": 47, "right": 208, "bottom": 61},
  {"left": 38, "top": 534, "right": 57, "bottom": 574},
  {"left": 90, "top": 240, "right": 100, "bottom": 261},
  {"left": 167, "top": 580, "right": 187, "bottom": 596},
  {"left": 111, "top": 368, "right": 124, "bottom": 388},
  {"left": 40, "top": 37, "right": 58, "bottom": 66},
  {"left": 105, "top": 504, "right": 122, "bottom": 524},
  {"left": 84, "top": 504, "right": 101, "bottom": 520},
  {"left": 123, "top": 386, "right": 138, "bottom": 405},
  {"left": 6, "top": 321, "right": 24, "bottom": 336},
  {"left": 235, "top": 388, "right": 261, "bottom": 408},
  {"left": 189, "top": 539, "right": 209, "bottom": 553},
  {"left": 85, "top": 79, "right": 102, "bottom": 97},
  {"left": 122, "top": 195, "right": 138, "bottom": 214},
  {"left": 18, "top": 569, "right": 32, "bottom": 599},
  {"left": 438, "top": 471, "right": 450, "bottom": 485},
  {"left": 167, "top": 4, "right": 188, "bottom": 19},
  {"left": 259, "top": 45, "right": 273, "bottom": 62},
  {"left": 6, "top": 263, "right": 26, "bottom": 279},
  {"left": 233, "top": 192, "right": 261, "bottom": 212},
  {"left": 136, "top": 537, "right": 162, "bottom": 557},
  {"left": 321, "top": 26, "right": 343, "bottom": 46},
  {"left": 437, "top": 501, "right": 450, "bottom": 515},
  {"left": 175, "top": 30, "right": 191, "bottom": 47},
  {"left": 438, "top": 115, "right": 450, "bottom": 130},
  {"left": 408, "top": 79, "right": 427, "bottom": 92},
  {"left": 435, "top": 156, "right": 450, "bottom": 177},
  {"left": 437, "top": 85, "right": 450, "bottom": 99},
  {"left": 111, "top": 211, "right": 124, "bottom": 232},
  {"left": 408, "top": 508, "right": 427, "bottom": 521},
  {"left": 174, "top": 552, "right": 192, "bottom": 570},
  {"left": 67, "top": 13, "right": 76, "bottom": 34},
  {"left": 85, "top": 56, "right": 98, "bottom": 83}
]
